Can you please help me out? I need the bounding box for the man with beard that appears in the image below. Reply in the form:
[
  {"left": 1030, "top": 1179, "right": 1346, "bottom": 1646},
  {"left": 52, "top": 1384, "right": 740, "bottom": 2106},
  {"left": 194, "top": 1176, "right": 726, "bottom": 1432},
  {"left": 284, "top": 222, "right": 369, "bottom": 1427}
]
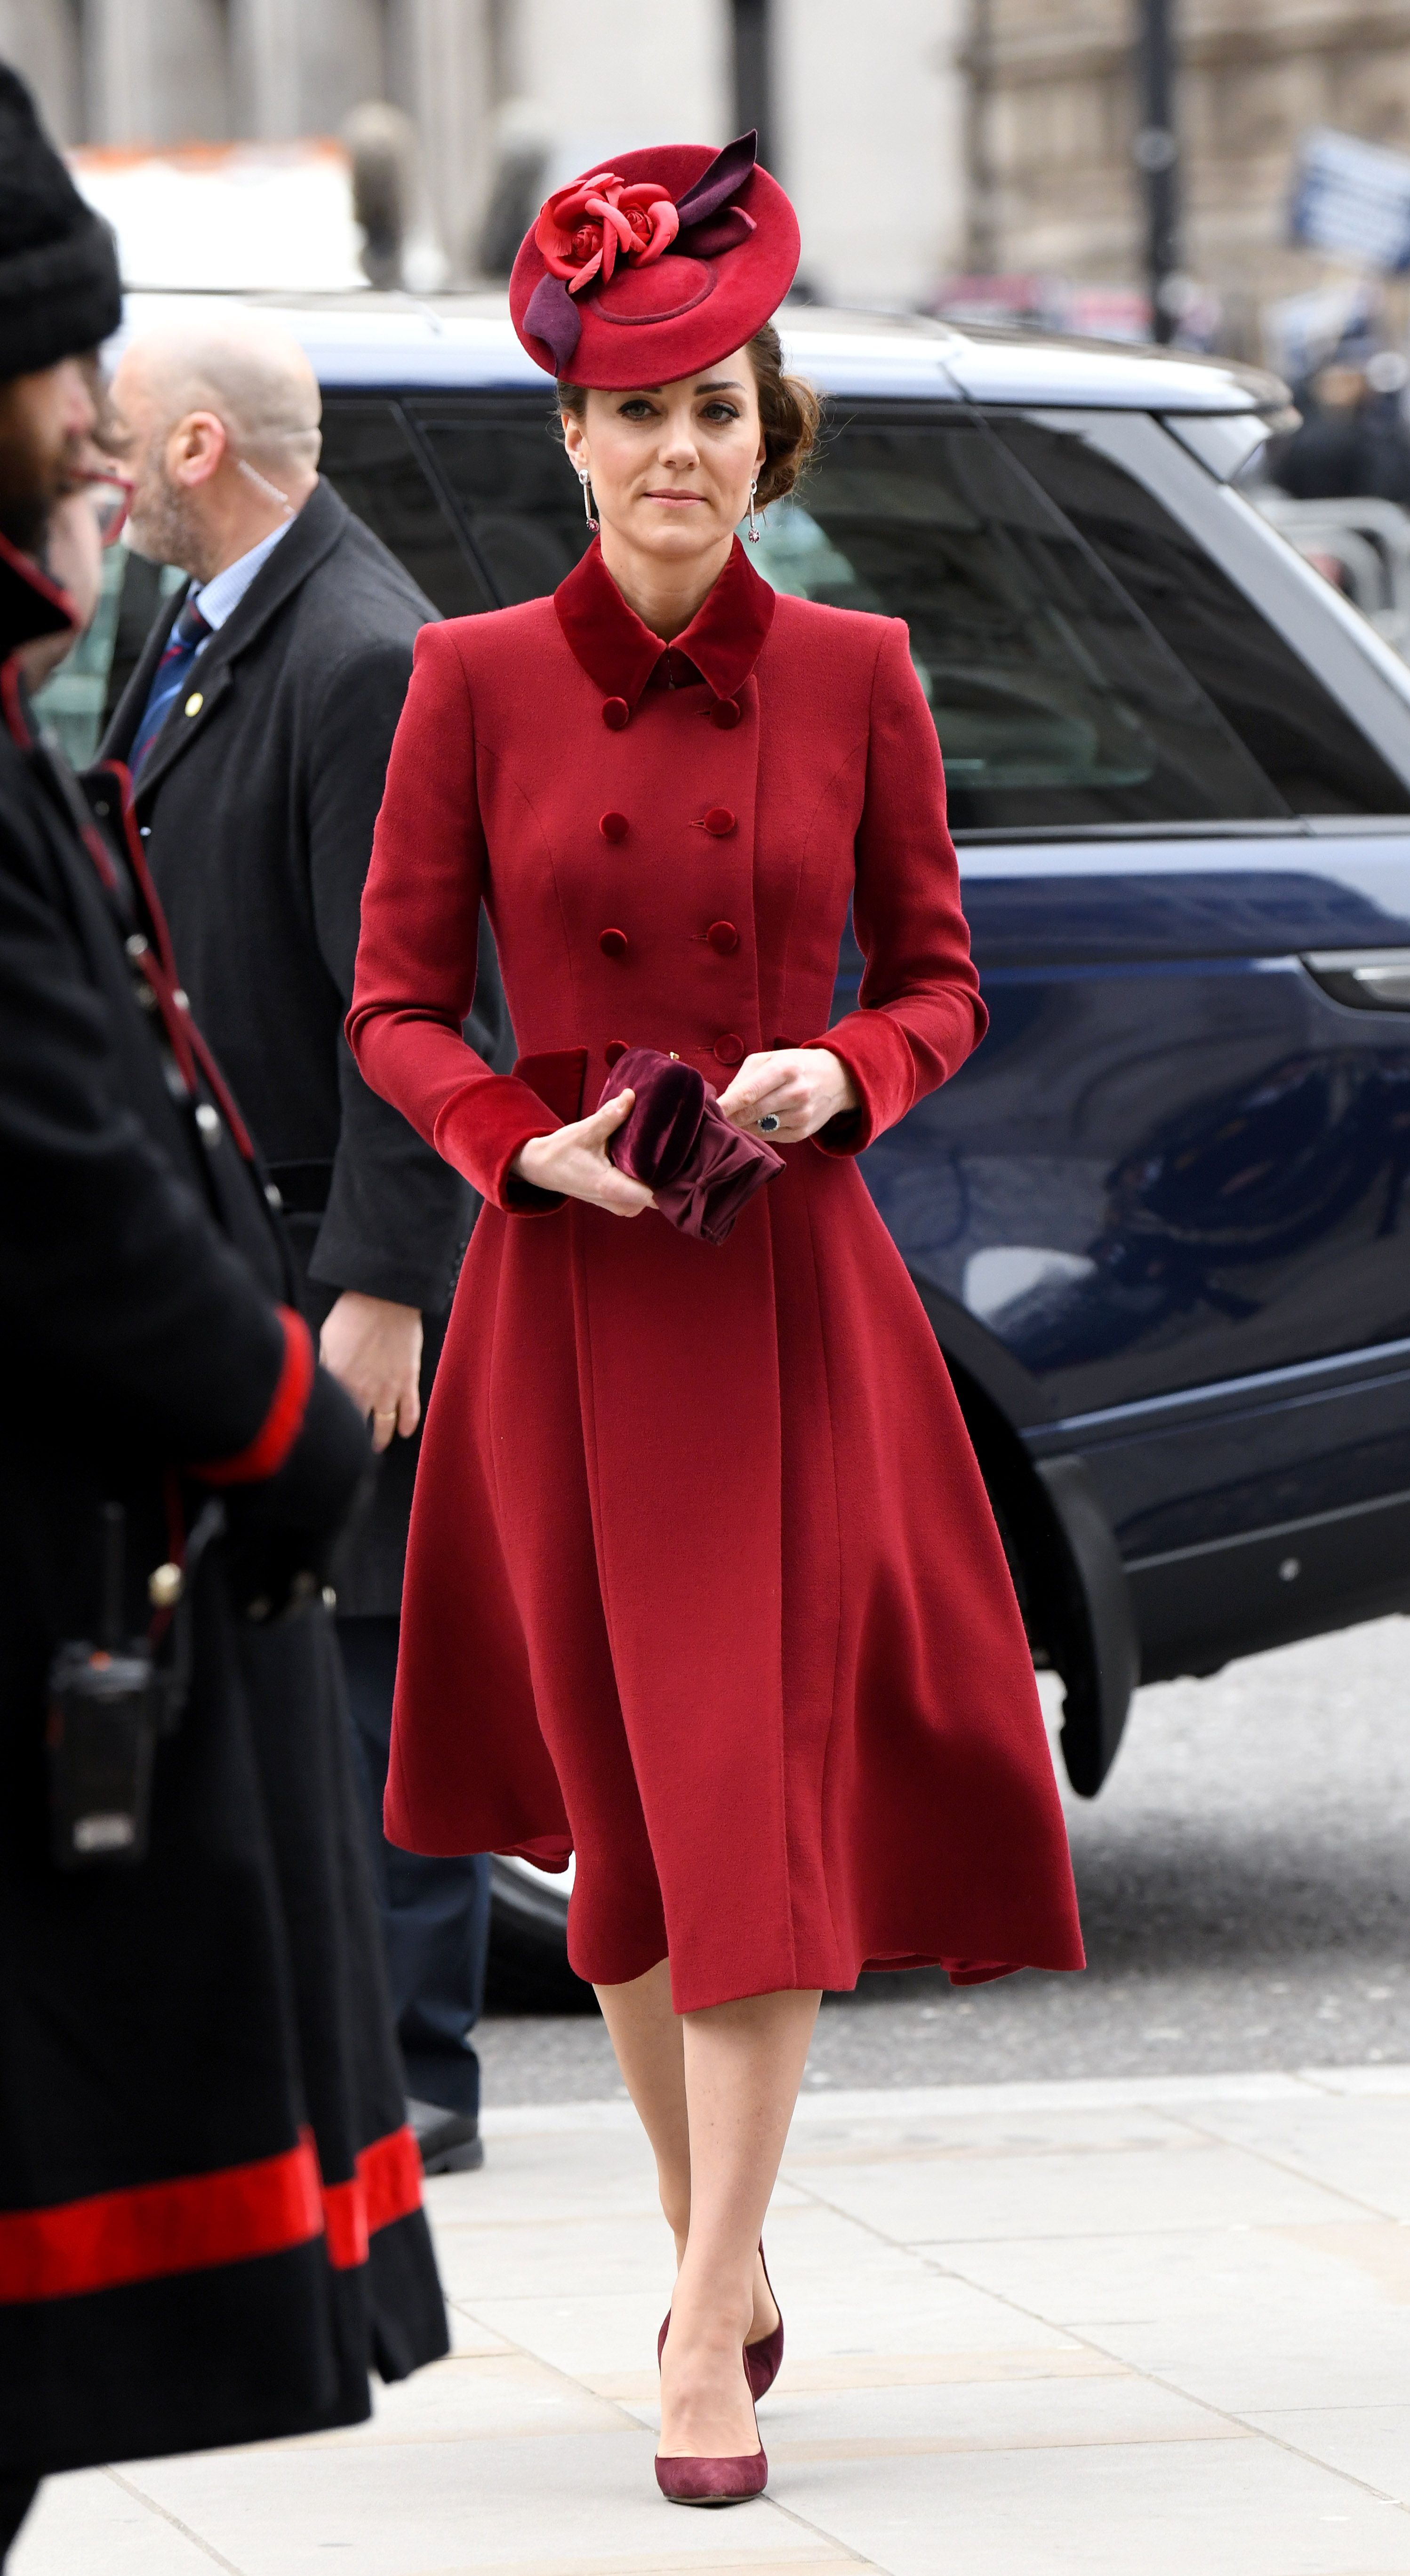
[
  {"left": 101, "top": 315, "right": 507, "bottom": 2177},
  {"left": 0, "top": 66, "right": 448, "bottom": 2564}
]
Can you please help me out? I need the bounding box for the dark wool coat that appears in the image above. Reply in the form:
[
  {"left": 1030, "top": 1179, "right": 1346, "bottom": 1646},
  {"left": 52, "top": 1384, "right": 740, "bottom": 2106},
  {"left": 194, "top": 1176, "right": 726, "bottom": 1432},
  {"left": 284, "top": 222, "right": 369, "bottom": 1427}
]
[
  {"left": 350, "top": 538, "right": 1085, "bottom": 2011},
  {"left": 99, "top": 478, "right": 510, "bottom": 1614},
  {"left": 0, "top": 541, "right": 447, "bottom": 2480}
]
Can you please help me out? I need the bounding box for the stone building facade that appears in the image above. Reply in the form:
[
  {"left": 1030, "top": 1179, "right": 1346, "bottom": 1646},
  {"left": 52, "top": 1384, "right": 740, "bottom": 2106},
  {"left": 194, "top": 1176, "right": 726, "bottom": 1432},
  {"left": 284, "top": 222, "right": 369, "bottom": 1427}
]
[
  {"left": 971, "top": 0, "right": 1410, "bottom": 353},
  {"left": 0, "top": 0, "right": 967, "bottom": 309}
]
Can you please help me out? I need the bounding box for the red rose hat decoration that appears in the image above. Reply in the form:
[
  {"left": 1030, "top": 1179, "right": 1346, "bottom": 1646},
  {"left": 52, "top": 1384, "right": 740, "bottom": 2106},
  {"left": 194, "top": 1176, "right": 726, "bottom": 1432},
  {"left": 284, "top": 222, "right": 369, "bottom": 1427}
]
[
  {"left": 535, "top": 175, "right": 680, "bottom": 293},
  {"left": 511, "top": 131, "right": 801, "bottom": 389}
]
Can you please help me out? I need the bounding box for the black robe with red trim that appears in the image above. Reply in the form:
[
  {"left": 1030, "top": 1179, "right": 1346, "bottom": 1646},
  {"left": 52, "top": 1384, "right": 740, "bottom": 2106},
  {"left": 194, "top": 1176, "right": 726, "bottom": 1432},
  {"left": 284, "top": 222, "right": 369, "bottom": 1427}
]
[{"left": 0, "top": 539, "right": 448, "bottom": 2479}]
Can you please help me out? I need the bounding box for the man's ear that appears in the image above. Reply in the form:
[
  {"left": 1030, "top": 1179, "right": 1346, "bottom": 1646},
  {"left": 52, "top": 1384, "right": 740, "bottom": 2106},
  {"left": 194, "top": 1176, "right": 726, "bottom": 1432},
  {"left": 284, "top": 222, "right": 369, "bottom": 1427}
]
[{"left": 173, "top": 408, "right": 229, "bottom": 488}]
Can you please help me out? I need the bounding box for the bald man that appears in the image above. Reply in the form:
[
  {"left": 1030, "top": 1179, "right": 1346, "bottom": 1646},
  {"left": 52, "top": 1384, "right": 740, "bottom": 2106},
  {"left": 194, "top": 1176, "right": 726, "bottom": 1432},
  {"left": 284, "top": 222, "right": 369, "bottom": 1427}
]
[{"left": 100, "top": 314, "right": 507, "bottom": 2177}]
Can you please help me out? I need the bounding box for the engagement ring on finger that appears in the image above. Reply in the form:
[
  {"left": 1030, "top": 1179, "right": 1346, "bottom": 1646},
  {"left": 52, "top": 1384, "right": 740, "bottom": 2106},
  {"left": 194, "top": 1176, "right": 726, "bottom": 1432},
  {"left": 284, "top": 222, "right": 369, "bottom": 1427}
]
[{"left": 758, "top": 1113, "right": 781, "bottom": 1133}]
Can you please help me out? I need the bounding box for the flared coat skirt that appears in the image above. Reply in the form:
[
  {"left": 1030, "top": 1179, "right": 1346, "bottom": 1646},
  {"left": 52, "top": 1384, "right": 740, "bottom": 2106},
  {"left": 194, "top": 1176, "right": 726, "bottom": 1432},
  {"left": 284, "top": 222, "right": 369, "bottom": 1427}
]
[{"left": 388, "top": 1135, "right": 1084, "bottom": 2011}]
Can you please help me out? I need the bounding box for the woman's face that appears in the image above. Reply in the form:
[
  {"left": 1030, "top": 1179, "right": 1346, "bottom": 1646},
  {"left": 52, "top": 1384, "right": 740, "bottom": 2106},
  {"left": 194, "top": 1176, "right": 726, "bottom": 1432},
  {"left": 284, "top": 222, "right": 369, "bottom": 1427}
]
[{"left": 562, "top": 352, "right": 767, "bottom": 566}]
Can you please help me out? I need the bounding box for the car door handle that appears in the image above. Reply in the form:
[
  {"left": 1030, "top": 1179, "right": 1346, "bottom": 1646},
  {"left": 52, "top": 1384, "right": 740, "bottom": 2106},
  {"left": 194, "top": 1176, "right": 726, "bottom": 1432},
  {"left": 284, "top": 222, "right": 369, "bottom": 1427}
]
[{"left": 1302, "top": 949, "right": 1410, "bottom": 1010}]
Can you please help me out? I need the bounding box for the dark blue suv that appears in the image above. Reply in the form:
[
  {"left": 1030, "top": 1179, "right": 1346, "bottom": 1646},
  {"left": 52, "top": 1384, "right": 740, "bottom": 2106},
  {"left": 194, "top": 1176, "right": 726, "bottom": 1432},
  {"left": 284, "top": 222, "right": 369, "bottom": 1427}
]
[{"left": 104, "top": 296, "right": 1410, "bottom": 1978}]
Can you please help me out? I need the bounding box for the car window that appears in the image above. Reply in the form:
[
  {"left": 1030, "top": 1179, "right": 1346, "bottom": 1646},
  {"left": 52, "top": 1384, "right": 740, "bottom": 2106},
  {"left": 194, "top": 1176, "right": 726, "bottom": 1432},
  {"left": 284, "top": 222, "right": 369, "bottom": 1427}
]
[
  {"left": 406, "top": 399, "right": 593, "bottom": 606},
  {"left": 319, "top": 400, "right": 496, "bottom": 618},
  {"left": 997, "top": 416, "right": 1410, "bottom": 817},
  {"left": 748, "top": 415, "right": 1289, "bottom": 832},
  {"left": 32, "top": 550, "right": 184, "bottom": 768}
]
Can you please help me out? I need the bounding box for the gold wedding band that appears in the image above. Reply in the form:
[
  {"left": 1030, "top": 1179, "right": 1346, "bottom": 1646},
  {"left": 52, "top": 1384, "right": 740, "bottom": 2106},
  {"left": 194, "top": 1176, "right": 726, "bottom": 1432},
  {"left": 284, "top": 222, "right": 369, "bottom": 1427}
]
[{"left": 373, "top": 1407, "right": 398, "bottom": 1419}]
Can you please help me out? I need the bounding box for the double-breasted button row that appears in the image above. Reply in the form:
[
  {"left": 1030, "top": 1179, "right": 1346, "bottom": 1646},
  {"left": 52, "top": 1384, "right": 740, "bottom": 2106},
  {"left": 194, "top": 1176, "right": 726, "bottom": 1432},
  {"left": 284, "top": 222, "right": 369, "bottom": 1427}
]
[
  {"left": 597, "top": 807, "right": 736, "bottom": 840},
  {"left": 597, "top": 920, "right": 739, "bottom": 960},
  {"left": 600, "top": 694, "right": 740, "bottom": 728}
]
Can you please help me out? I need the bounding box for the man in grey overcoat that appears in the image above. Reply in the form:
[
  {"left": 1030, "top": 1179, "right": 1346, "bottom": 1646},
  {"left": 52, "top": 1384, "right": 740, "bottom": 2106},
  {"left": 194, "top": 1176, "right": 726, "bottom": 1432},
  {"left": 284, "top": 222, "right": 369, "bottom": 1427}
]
[{"left": 101, "top": 318, "right": 507, "bottom": 2172}]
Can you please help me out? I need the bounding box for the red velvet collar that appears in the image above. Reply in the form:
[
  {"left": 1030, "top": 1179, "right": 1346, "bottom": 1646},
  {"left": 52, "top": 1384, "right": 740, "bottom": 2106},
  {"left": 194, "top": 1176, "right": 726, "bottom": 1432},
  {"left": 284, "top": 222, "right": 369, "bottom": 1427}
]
[{"left": 553, "top": 535, "right": 776, "bottom": 710}]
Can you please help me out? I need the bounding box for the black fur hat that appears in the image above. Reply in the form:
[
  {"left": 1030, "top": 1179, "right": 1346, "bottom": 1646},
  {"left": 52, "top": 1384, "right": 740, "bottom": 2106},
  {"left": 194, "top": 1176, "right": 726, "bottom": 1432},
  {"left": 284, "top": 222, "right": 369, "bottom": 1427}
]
[{"left": 0, "top": 63, "right": 120, "bottom": 381}]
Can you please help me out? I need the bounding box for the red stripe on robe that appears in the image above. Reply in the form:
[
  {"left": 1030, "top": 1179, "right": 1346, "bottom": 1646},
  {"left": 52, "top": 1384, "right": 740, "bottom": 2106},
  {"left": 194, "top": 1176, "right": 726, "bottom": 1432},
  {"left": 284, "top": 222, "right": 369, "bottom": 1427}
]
[{"left": 0, "top": 2135, "right": 323, "bottom": 2305}]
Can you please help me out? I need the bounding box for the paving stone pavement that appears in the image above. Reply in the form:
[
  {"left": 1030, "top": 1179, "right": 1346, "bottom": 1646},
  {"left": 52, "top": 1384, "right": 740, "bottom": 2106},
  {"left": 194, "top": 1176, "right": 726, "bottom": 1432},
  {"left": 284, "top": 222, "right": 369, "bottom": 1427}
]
[{"left": 14, "top": 2064, "right": 1410, "bottom": 2576}]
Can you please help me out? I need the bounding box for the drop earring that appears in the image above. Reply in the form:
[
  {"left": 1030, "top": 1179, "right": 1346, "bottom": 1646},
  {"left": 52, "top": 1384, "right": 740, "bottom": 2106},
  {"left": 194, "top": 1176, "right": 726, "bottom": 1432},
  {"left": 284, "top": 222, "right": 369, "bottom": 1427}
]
[
  {"left": 746, "top": 476, "right": 761, "bottom": 543},
  {"left": 578, "top": 466, "right": 598, "bottom": 532}
]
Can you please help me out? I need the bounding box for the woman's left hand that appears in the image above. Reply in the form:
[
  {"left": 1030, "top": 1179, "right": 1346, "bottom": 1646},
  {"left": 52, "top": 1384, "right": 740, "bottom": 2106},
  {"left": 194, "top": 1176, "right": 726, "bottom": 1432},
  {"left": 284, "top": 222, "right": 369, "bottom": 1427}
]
[{"left": 717, "top": 1048, "right": 859, "bottom": 1144}]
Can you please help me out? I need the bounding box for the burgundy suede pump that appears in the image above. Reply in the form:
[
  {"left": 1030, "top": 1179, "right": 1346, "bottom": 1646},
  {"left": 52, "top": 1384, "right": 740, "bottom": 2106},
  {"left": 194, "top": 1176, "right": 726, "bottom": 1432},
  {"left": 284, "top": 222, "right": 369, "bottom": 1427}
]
[
  {"left": 655, "top": 2364, "right": 767, "bottom": 2507},
  {"left": 655, "top": 2245, "right": 778, "bottom": 2504},
  {"left": 657, "top": 2241, "right": 785, "bottom": 2400},
  {"left": 655, "top": 2437, "right": 768, "bottom": 2506}
]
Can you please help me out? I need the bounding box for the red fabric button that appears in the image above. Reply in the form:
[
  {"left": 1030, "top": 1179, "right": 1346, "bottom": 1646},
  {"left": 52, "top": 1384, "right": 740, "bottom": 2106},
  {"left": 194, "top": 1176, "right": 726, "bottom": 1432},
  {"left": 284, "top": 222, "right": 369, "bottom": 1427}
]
[
  {"left": 602, "top": 697, "right": 630, "bottom": 730},
  {"left": 703, "top": 807, "right": 736, "bottom": 836},
  {"left": 711, "top": 698, "right": 741, "bottom": 729},
  {"left": 599, "top": 927, "right": 629, "bottom": 959},
  {"left": 707, "top": 920, "right": 739, "bottom": 954},
  {"left": 599, "top": 811, "right": 629, "bottom": 842},
  {"left": 604, "top": 1039, "right": 629, "bottom": 1066},
  {"left": 713, "top": 1032, "right": 745, "bottom": 1067}
]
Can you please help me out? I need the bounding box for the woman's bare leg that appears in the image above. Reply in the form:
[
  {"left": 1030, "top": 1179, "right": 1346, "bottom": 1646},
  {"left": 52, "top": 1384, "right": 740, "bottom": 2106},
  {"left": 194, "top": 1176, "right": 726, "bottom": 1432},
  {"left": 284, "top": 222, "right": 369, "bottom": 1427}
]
[
  {"left": 594, "top": 1960, "right": 692, "bottom": 2253},
  {"left": 594, "top": 1966, "right": 790, "bottom": 2350},
  {"left": 657, "top": 1987, "right": 820, "bottom": 2459}
]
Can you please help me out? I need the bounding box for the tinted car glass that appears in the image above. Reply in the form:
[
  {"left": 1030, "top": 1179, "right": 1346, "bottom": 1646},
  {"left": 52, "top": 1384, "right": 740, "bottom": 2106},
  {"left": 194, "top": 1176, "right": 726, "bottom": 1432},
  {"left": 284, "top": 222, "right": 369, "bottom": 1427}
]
[
  {"left": 319, "top": 400, "right": 495, "bottom": 617},
  {"left": 747, "top": 414, "right": 1288, "bottom": 832},
  {"left": 408, "top": 398, "right": 593, "bottom": 605},
  {"left": 997, "top": 417, "right": 1410, "bottom": 817},
  {"left": 31, "top": 550, "right": 184, "bottom": 766}
]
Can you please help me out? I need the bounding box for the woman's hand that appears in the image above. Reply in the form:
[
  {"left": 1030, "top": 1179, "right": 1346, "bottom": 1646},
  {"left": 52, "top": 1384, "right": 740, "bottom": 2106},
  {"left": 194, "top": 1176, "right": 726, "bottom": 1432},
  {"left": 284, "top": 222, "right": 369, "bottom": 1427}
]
[
  {"left": 512, "top": 1090, "right": 656, "bottom": 1217},
  {"left": 717, "top": 1048, "right": 859, "bottom": 1144}
]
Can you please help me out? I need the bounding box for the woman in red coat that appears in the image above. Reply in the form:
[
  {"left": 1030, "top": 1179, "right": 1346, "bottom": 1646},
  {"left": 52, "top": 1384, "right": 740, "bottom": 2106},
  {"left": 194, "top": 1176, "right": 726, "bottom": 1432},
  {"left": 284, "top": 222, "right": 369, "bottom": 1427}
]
[{"left": 350, "top": 136, "right": 1083, "bottom": 2504}]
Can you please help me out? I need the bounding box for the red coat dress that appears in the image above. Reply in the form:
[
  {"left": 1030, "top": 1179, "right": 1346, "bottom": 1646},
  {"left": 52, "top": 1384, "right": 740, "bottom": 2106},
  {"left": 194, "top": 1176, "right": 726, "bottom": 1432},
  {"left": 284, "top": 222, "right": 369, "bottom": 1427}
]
[{"left": 349, "top": 537, "right": 1083, "bottom": 2010}]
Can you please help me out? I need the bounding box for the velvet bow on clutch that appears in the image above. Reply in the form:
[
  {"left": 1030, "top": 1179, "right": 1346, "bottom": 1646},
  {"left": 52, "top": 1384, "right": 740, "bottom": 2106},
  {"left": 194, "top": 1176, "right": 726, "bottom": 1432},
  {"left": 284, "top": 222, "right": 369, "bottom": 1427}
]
[{"left": 601, "top": 1046, "right": 783, "bottom": 1245}]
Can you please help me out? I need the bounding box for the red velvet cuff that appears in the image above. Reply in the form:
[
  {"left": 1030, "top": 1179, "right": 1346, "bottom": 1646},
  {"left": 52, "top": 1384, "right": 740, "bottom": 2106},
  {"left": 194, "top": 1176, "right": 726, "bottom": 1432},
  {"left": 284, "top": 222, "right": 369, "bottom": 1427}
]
[
  {"left": 197, "top": 1307, "right": 314, "bottom": 1484},
  {"left": 432, "top": 1073, "right": 567, "bottom": 1214}
]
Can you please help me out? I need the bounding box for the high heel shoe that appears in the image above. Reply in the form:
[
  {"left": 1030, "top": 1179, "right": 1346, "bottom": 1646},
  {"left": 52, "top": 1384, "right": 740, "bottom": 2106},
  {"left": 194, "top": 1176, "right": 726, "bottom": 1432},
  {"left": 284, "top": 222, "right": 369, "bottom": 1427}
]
[
  {"left": 744, "top": 2241, "right": 785, "bottom": 2402},
  {"left": 655, "top": 2378, "right": 767, "bottom": 2506},
  {"left": 657, "top": 2240, "right": 785, "bottom": 2402}
]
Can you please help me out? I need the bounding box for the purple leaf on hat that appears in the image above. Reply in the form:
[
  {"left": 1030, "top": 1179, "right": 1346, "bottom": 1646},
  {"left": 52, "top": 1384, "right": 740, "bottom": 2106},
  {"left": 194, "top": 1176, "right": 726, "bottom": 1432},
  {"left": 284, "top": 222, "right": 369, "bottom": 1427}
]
[
  {"left": 524, "top": 274, "right": 581, "bottom": 372},
  {"left": 677, "top": 205, "right": 757, "bottom": 258},
  {"left": 673, "top": 130, "right": 758, "bottom": 231}
]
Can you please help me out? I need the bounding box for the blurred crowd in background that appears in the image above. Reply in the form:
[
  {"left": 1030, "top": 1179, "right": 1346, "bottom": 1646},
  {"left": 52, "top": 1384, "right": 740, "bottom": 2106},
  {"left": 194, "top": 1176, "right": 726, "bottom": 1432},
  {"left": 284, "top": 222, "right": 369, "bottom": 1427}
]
[
  {"left": 16, "top": 0, "right": 1410, "bottom": 709},
  {"left": 4, "top": 3, "right": 1410, "bottom": 368}
]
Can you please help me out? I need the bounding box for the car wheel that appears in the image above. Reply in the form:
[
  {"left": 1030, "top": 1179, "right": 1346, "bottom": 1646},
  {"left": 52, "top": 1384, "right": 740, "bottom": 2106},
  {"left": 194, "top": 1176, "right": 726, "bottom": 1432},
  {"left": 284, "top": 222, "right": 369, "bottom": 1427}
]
[{"left": 487, "top": 1853, "right": 596, "bottom": 2011}]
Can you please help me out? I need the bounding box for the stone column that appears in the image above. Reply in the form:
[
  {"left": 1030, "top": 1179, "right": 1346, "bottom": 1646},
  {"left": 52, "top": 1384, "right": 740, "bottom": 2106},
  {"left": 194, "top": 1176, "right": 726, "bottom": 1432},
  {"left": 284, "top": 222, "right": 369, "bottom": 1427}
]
[
  {"left": 774, "top": 0, "right": 966, "bottom": 306},
  {"left": 84, "top": 0, "right": 229, "bottom": 144},
  {"left": 392, "top": 0, "right": 496, "bottom": 280},
  {"left": 231, "top": 0, "right": 387, "bottom": 141},
  {"left": 0, "top": 0, "right": 84, "bottom": 143},
  {"left": 512, "top": 0, "right": 729, "bottom": 191}
]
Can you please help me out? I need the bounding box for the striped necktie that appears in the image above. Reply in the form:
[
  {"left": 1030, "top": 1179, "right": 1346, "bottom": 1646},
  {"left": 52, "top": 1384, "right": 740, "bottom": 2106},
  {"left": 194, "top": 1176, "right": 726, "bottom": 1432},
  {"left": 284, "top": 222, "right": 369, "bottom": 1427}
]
[{"left": 129, "top": 595, "right": 213, "bottom": 777}]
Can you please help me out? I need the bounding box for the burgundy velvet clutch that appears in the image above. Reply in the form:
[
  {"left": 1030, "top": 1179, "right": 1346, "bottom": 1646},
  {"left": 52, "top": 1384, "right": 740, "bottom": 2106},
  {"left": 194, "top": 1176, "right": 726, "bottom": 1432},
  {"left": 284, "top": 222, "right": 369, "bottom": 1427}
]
[{"left": 601, "top": 1047, "right": 783, "bottom": 1246}]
